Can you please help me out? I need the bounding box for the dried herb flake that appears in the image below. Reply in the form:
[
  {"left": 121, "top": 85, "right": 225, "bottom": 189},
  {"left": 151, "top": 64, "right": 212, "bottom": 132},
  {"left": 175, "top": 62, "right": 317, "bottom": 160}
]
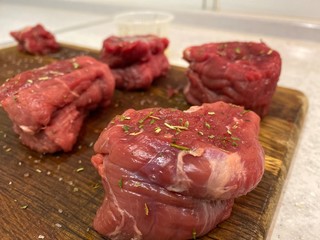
[
  {"left": 154, "top": 127, "right": 162, "bottom": 134},
  {"left": 118, "top": 178, "right": 123, "bottom": 188},
  {"left": 144, "top": 203, "right": 149, "bottom": 216},
  {"left": 122, "top": 125, "right": 130, "bottom": 133},
  {"left": 170, "top": 143, "right": 190, "bottom": 151}
]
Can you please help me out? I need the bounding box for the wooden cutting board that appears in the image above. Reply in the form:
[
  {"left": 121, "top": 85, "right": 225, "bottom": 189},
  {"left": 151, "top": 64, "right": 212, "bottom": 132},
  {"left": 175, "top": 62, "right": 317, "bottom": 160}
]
[{"left": 0, "top": 44, "right": 308, "bottom": 240}]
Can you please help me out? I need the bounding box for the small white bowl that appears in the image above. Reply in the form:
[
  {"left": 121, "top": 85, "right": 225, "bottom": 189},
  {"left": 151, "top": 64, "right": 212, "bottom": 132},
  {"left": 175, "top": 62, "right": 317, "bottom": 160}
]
[{"left": 114, "top": 11, "right": 174, "bottom": 37}]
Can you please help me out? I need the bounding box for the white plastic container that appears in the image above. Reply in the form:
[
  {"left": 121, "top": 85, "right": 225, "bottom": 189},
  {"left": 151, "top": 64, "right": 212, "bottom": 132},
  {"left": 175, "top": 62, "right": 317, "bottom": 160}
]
[{"left": 114, "top": 11, "right": 174, "bottom": 37}]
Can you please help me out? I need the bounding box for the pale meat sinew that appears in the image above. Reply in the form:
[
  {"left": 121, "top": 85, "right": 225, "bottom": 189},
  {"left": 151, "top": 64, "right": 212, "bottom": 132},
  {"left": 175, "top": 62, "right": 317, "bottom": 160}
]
[
  {"left": 0, "top": 56, "right": 115, "bottom": 153},
  {"left": 91, "top": 101, "right": 265, "bottom": 239},
  {"left": 183, "top": 41, "right": 282, "bottom": 117},
  {"left": 100, "top": 35, "right": 170, "bottom": 90},
  {"left": 10, "top": 24, "right": 60, "bottom": 55}
]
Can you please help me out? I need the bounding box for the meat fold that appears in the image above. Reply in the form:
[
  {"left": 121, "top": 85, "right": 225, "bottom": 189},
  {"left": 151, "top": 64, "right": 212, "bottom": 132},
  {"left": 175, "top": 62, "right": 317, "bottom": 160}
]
[
  {"left": 112, "top": 54, "right": 169, "bottom": 90},
  {"left": 183, "top": 41, "right": 282, "bottom": 117},
  {"left": 0, "top": 56, "right": 115, "bottom": 153},
  {"left": 91, "top": 101, "right": 265, "bottom": 239},
  {"left": 100, "top": 35, "right": 169, "bottom": 68},
  {"left": 10, "top": 24, "right": 60, "bottom": 55},
  {"left": 100, "top": 35, "right": 170, "bottom": 90}
]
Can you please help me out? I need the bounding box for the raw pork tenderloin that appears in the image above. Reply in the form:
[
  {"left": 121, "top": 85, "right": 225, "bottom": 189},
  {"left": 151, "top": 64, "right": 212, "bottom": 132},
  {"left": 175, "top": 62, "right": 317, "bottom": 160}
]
[
  {"left": 0, "top": 56, "right": 115, "bottom": 153},
  {"left": 100, "top": 35, "right": 169, "bottom": 90},
  {"left": 91, "top": 101, "right": 265, "bottom": 240},
  {"left": 10, "top": 24, "right": 60, "bottom": 55},
  {"left": 183, "top": 41, "right": 282, "bottom": 117}
]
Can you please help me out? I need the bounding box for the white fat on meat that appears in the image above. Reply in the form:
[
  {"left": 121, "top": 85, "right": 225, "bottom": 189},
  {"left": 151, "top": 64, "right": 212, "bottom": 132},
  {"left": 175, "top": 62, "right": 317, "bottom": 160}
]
[
  {"left": 204, "top": 149, "right": 244, "bottom": 199},
  {"left": 167, "top": 148, "right": 204, "bottom": 193},
  {"left": 102, "top": 175, "right": 142, "bottom": 240},
  {"left": 167, "top": 146, "right": 245, "bottom": 199},
  {"left": 19, "top": 125, "right": 35, "bottom": 134}
]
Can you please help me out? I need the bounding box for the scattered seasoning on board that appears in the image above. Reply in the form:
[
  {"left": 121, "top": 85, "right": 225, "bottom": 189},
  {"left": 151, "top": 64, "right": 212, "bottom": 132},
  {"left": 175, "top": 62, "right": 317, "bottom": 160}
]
[
  {"left": 20, "top": 205, "right": 28, "bottom": 210},
  {"left": 23, "top": 172, "right": 30, "bottom": 178},
  {"left": 76, "top": 167, "right": 84, "bottom": 173},
  {"left": 55, "top": 223, "right": 62, "bottom": 228}
]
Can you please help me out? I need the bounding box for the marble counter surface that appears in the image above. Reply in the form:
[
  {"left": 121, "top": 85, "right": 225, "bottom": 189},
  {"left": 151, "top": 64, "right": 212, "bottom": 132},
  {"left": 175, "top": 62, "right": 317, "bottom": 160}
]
[{"left": 1, "top": 1, "right": 320, "bottom": 239}]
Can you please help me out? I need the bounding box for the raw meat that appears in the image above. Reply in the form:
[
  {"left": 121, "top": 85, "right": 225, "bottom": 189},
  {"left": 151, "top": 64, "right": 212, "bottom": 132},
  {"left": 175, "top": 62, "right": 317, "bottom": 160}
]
[
  {"left": 91, "top": 101, "right": 265, "bottom": 239},
  {"left": 0, "top": 56, "right": 115, "bottom": 153},
  {"left": 10, "top": 24, "right": 60, "bottom": 55},
  {"left": 112, "top": 54, "right": 169, "bottom": 90},
  {"left": 183, "top": 41, "right": 282, "bottom": 117},
  {"left": 100, "top": 35, "right": 169, "bottom": 68},
  {"left": 100, "top": 35, "right": 170, "bottom": 90}
]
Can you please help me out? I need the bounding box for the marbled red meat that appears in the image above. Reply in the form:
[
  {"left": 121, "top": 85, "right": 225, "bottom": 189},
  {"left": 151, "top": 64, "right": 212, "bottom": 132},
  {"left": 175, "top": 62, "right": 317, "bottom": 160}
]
[
  {"left": 0, "top": 56, "right": 115, "bottom": 153},
  {"left": 91, "top": 101, "right": 265, "bottom": 239},
  {"left": 101, "top": 35, "right": 169, "bottom": 68},
  {"left": 10, "top": 24, "right": 60, "bottom": 55},
  {"left": 183, "top": 41, "right": 282, "bottom": 117},
  {"left": 100, "top": 35, "right": 170, "bottom": 90}
]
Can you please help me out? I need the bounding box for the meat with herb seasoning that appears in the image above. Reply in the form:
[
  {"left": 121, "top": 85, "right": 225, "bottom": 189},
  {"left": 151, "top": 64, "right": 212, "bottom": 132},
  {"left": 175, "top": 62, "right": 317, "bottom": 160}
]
[
  {"left": 183, "top": 41, "right": 282, "bottom": 117},
  {"left": 10, "top": 24, "right": 60, "bottom": 55},
  {"left": 91, "top": 101, "right": 264, "bottom": 239},
  {"left": 0, "top": 56, "right": 115, "bottom": 153},
  {"left": 100, "top": 35, "right": 170, "bottom": 90}
]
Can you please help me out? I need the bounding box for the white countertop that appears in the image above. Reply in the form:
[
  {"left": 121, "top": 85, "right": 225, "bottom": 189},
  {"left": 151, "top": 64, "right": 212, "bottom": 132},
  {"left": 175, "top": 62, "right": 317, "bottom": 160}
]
[{"left": 1, "top": 1, "right": 320, "bottom": 239}]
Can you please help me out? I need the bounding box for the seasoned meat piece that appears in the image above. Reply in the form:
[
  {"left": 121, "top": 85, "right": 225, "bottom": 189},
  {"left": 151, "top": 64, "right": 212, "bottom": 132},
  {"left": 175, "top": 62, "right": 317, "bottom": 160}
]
[
  {"left": 100, "top": 35, "right": 169, "bottom": 68},
  {"left": 0, "top": 56, "right": 115, "bottom": 153},
  {"left": 91, "top": 101, "right": 265, "bottom": 239},
  {"left": 10, "top": 24, "right": 59, "bottom": 55},
  {"left": 183, "top": 41, "right": 282, "bottom": 117},
  {"left": 100, "top": 35, "right": 170, "bottom": 90},
  {"left": 112, "top": 54, "right": 169, "bottom": 90}
]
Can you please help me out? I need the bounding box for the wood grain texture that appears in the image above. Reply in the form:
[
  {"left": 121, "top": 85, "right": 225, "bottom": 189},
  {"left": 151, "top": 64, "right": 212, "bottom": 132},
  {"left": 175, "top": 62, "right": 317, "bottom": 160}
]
[{"left": 0, "top": 44, "right": 308, "bottom": 240}]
